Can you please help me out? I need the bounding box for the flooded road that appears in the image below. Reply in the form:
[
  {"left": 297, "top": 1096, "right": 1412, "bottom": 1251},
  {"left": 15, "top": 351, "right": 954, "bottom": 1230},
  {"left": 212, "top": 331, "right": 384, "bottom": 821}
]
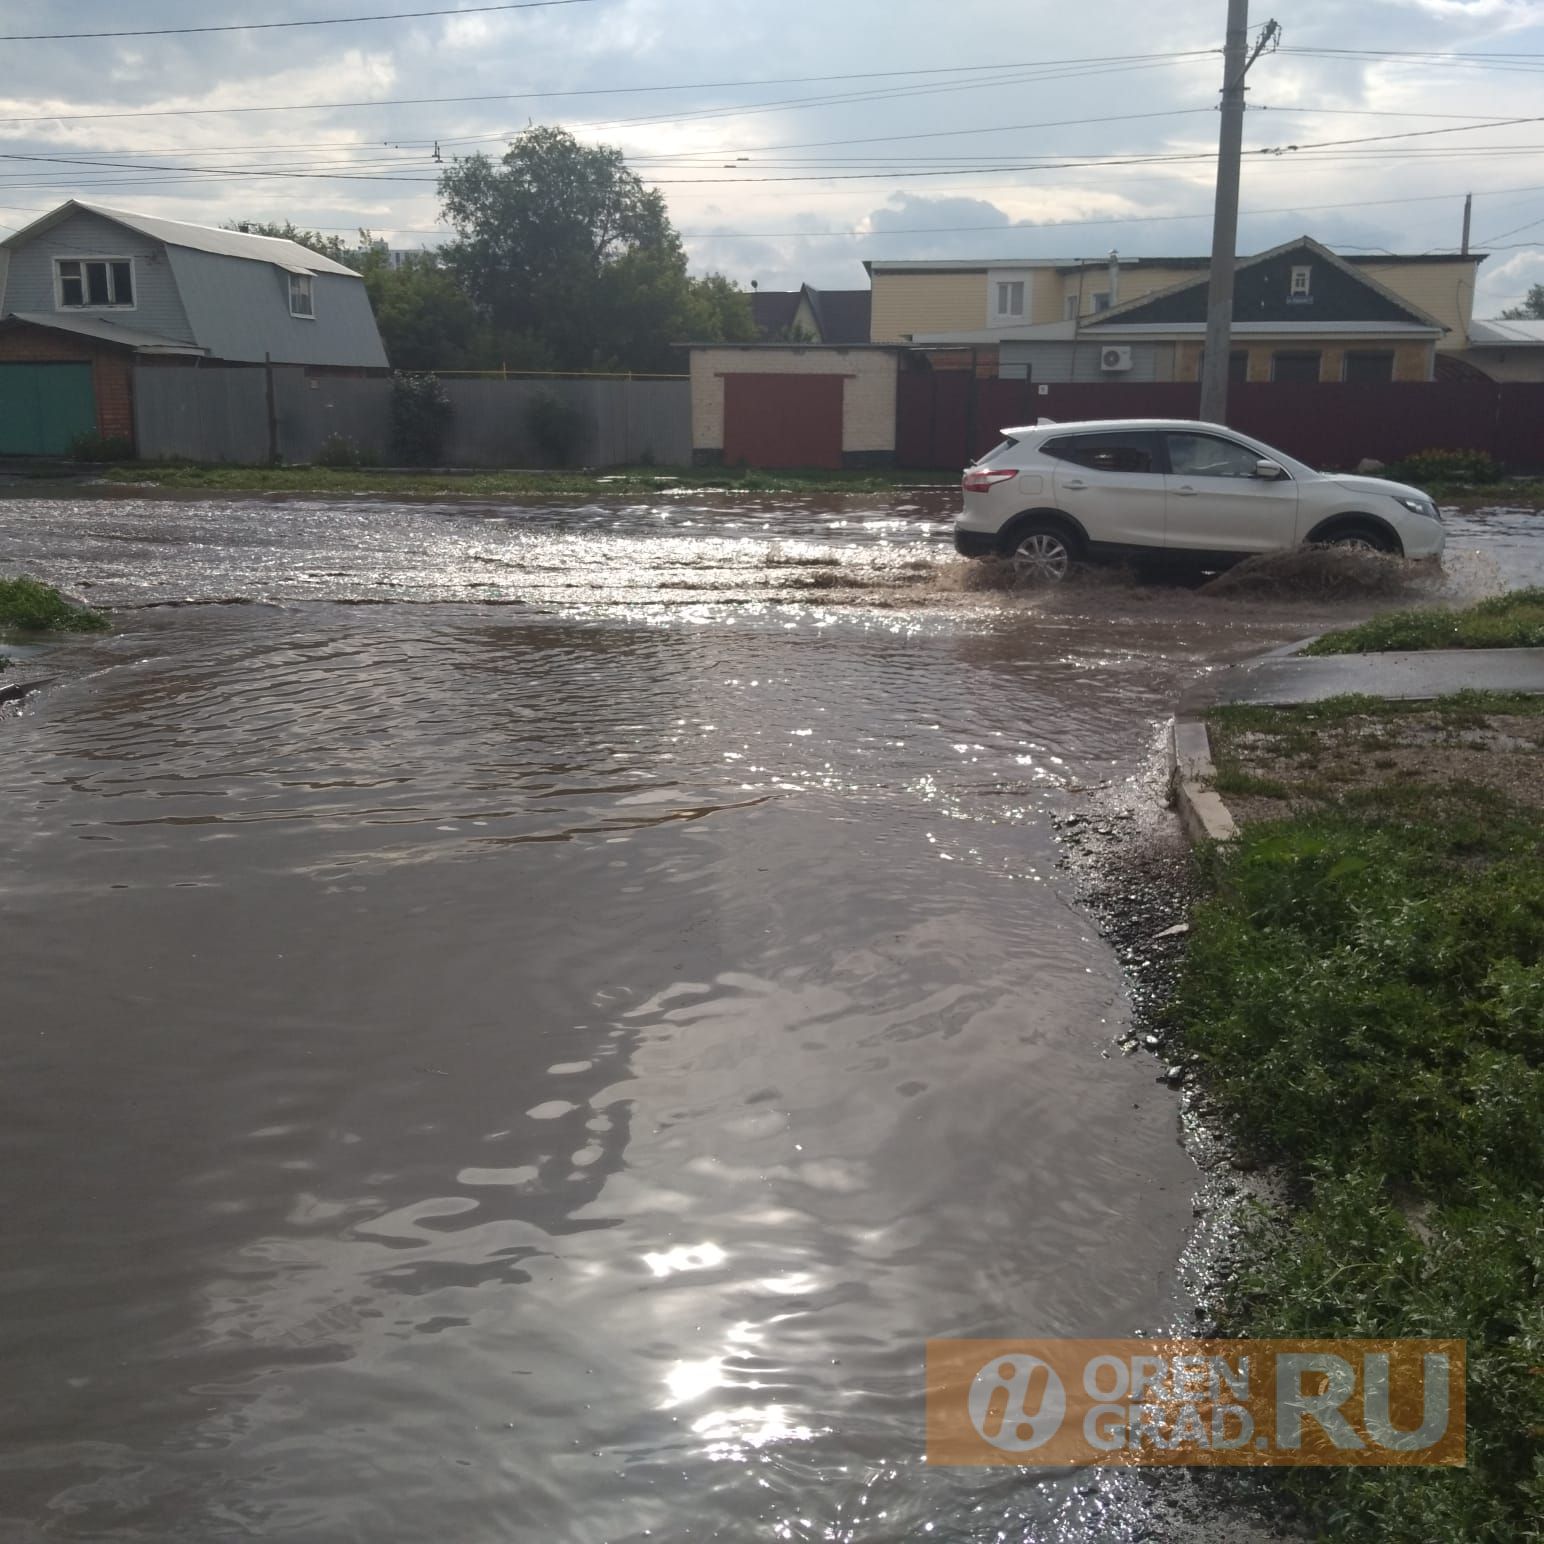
[{"left": 0, "top": 494, "right": 1535, "bottom": 1542}]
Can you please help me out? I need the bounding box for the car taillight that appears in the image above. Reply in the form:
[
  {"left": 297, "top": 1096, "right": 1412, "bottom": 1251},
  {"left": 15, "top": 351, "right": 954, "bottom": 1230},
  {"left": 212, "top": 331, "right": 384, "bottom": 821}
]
[{"left": 962, "top": 467, "right": 1018, "bottom": 493}]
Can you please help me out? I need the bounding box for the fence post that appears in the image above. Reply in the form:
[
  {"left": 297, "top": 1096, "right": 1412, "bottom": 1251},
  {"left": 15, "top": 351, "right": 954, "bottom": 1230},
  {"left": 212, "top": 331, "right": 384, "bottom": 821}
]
[{"left": 264, "top": 353, "right": 278, "bottom": 464}]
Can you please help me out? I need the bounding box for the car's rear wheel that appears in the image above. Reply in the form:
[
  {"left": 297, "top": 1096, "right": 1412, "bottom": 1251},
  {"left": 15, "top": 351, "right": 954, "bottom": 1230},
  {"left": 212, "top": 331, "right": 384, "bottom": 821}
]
[{"left": 1005, "top": 524, "right": 1077, "bottom": 583}]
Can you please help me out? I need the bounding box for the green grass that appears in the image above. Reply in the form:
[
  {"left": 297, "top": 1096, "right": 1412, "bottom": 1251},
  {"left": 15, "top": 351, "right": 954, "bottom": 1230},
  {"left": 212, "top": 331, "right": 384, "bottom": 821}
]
[
  {"left": 1304, "top": 588, "right": 1544, "bottom": 654},
  {"left": 1212, "top": 768, "right": 1294, "bottom": 800},
  {"left": 99, "top": 463, "right": 958, "bottom": 498},
  {"left": 1421, "top": 482, "right": 1544, "bottom": 508},
  {"left": 0, "top": 576, "right": 108, "bottom": 633},
  {"left": 1171, "top": 772, "right": 1544, "bottom": 1541}
]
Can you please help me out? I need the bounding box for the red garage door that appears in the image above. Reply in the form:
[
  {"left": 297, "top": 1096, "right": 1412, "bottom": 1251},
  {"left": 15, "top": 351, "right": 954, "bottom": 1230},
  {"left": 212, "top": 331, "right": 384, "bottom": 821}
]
[{"left": 723, "top": 373, "right": 845, "bottom": 469}]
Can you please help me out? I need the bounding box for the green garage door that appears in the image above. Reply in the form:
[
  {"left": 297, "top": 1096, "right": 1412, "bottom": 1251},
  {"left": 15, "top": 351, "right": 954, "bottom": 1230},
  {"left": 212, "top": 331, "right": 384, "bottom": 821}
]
[{"left": 0, "top": 363, "right": 96, "bottom": 455}]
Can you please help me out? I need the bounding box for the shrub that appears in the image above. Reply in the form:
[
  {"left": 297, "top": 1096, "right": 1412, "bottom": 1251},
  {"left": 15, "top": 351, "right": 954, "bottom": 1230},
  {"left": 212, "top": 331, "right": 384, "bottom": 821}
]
[
  {"left": 1383, "top": 448, "right": 1502, "bottom": 486},
  {"left": 66, "top": 431, "right": 134, "bottom": 463},
  {"left": 313, "top": 432, "right": 378, "bottom": 468},
  {"left": 0, "top": 576, "right": 109, "bottom": 632},
  {"left": 389, "top": 372, "right": 452, "bottom": 465},
  {"left": 526, "top": 391, "right": 589, "bottom": 467}
]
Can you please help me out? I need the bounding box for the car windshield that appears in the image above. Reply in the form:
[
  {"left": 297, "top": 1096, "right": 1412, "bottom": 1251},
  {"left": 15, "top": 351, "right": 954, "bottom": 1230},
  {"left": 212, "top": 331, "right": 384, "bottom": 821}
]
[{"left": 975, "top": 437, "right": 1019, "bottom": 466}]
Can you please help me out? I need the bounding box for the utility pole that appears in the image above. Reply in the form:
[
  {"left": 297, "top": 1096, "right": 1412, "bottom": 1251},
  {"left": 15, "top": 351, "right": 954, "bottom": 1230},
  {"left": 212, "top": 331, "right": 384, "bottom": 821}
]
[{"left": 1198, "top": 5, "right": 1279, "bottom": 425}]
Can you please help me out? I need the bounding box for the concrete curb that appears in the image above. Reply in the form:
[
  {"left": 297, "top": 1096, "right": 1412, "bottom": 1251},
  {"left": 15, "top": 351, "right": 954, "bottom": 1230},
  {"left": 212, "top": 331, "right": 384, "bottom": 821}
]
[
  {"left": 0, "top": 677, "right": 51, "bottom": 707},
  {"left": 1168, "top": 716, "right": 1239, "bottom": 845}
]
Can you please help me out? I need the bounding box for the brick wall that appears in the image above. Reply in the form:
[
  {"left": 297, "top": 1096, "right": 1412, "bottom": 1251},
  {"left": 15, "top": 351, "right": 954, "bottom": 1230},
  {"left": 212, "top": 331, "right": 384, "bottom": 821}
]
[{"left": 0, "top": 323, "right": 136, "bottom": 443}]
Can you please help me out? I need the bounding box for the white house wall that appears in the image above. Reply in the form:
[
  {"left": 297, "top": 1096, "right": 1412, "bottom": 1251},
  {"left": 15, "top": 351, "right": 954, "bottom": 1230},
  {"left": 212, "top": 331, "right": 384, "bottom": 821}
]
[
  {"left": 689, "top": 347, "right": 898, "bottom": 453},
  {"left": 0, "top": 207, "right": 194, "bottom": 342},
  {"left": 166, "top": 247, "right": 389, "bottom": 368}
]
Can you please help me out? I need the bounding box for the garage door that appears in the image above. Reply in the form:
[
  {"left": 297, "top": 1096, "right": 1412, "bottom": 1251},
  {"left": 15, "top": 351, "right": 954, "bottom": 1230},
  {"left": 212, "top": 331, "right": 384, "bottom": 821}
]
[
  {"left": 723, "top": 373, "right": 844, "bottom": 469},
  {"left": 0, "top": 363, "right": 97, "bottom": 455}
]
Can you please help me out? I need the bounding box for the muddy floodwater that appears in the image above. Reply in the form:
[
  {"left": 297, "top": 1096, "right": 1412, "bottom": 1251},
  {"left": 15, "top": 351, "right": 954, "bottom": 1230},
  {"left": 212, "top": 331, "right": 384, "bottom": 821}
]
[{"left": 0, "top": 495, "right": 1535, "bottom": 1542}]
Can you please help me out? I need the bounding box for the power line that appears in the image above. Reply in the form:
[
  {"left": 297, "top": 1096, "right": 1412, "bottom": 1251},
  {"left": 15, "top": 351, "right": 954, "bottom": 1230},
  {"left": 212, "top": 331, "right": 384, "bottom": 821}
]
[
  {"left": 9, "top": 103, "right": 1525, "bottom": 168},
  {"left": 0, "top": 50, "right": 1217, "bottom": 126},
  {"left": 567, "top": 58, "right": 1217, "bottom": 136},
  {"left": 0, "top": 0, "right": 603, "bottom": 43}
]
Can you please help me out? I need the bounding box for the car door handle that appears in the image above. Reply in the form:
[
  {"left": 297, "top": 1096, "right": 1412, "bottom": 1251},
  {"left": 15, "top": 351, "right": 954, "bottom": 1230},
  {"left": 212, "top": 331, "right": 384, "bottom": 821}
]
[
  {"left": 1173, "top": 485, "right": 1197, "bottom": 496},
  {"left": 1061, "top": 478, "right": 1087, "bottom": 490}
]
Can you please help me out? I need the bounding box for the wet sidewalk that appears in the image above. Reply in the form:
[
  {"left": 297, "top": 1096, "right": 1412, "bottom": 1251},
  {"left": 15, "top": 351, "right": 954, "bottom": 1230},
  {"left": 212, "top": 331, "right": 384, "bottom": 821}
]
[{"left": 1196, "top": 645, "right": 1544, "bottom": 707}]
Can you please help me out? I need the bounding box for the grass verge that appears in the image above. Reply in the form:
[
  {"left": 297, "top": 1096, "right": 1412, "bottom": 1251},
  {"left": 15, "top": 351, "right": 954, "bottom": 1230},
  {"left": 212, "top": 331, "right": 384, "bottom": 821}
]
[
  {"left": 97, "top": 464, "right": 958, "bottom": 498},
  {"left": 1173, "top": 699, "right": 1544, "bottom": 1540},
  {"left": 0, "top": 576, "right": 109, "bottom": 633},
  {"left": 1427, "top": 483, "right": 1544, "bottom": 509},
  {"left": 1304, "top": 587, "right": 1544, "bottom": 654}
]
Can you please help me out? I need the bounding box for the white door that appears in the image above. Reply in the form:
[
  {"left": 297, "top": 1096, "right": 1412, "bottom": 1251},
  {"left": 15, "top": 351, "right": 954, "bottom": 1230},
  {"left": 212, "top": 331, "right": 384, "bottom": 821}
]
[
  {"left": 1044, "top": 429, "right": 1168, "bottom": 549},
  {"left": 1162, "top": 430, "right": 1300, "bottom": 554}
]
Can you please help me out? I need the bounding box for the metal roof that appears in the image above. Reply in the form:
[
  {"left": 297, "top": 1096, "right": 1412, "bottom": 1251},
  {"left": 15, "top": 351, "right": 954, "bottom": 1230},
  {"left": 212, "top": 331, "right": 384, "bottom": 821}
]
[
  {"left": 3, "top": 310, "right": 206, "bottom": 354},
  {"left": 867, "top": 252, "right": 1485, "bottom": 275},
  {"left": 909, "top": 319, "right": 1439, "bottom": 345},
  {"left": 1468, "top": 317, "right": 1544, "bottom": 346},
  {"left": 0, "top": 201, "right": 361, "bottom": 278}
]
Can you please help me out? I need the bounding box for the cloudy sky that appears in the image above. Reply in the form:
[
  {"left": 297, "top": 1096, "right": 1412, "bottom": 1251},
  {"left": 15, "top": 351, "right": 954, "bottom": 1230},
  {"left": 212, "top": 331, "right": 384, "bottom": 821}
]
[{"left": 4, "top": 0, "right": 1544, "bottom": 313}]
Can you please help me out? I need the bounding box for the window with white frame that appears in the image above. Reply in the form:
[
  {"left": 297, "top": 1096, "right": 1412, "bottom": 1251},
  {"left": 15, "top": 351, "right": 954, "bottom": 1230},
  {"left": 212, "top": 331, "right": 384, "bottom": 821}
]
[
  {"left": 288, "top": 272, "right": 316, "bottom": 318},
  {"left": 995, "top": 279, "right": 1026, "bottom": 319},
  {"left": 1064, "top": 294, "right": 1079, "bottom": 320},
  {"left": 56, "top": 258, "right": 134, "bottom": 309},
  {"left": 1290, "top": 265, "right": 1313, "bottom": 299},
  {"left": 1092, "top": 291, "right": 1112, "bottom": 313}
]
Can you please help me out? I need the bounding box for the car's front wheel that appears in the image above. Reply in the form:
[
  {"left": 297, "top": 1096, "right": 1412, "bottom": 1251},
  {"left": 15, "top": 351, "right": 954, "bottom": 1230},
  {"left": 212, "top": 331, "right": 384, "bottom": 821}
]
[
  {"left": 1005, "top": 523, "right": 1078, "bottom": 583},
  {"left": 1314, "top": 523, "right": 1400, "bottom": 556}
]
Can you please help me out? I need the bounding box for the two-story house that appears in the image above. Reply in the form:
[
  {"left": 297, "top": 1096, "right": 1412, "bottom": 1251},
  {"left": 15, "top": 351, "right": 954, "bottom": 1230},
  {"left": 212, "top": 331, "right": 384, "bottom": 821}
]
[
  {"left": 868, "top": 238, "right": 1488, "bottom": 384},
  {"left": 0, "top": 200, "right": 389, "bottom": 455}
]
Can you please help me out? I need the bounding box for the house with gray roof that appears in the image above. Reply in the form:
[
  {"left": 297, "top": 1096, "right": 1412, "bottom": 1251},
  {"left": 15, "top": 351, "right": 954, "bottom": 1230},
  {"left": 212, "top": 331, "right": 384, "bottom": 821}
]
[
  {"left": 748, "top": 283, "right": 871, "bottom": 344},
  {"left": 0, "top": 200, "right": 388, "bottom": 454}
]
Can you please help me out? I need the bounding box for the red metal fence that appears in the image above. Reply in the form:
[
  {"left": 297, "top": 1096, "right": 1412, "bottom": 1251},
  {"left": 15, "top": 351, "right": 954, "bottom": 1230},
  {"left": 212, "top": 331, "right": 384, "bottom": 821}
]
[{"left": 896, "top": 373, "right": 1544, "bottom": 473}]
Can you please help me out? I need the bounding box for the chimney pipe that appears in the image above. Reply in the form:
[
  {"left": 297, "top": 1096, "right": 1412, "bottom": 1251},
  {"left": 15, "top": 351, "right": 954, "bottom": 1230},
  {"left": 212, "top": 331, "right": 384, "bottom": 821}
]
[{"left": 1108, "top": 249, "right": 1120, "bottom": 308}]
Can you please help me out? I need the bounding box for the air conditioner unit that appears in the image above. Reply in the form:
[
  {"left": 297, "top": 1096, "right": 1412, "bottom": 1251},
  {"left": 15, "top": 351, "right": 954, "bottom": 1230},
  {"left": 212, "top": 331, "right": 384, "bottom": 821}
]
[{"left": 1100, "top": 346, "right": 1134, "bottom": 373}]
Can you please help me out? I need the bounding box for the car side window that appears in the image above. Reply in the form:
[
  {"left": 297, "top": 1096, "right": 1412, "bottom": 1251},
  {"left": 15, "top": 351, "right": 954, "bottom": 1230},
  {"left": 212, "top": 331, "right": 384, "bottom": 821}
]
[
  {"left": 1042, "top": 432, "right": 1157, "bottom": 474},
  {"left": 1165, "top": 433, "right": 1269, "bottom": 480}
]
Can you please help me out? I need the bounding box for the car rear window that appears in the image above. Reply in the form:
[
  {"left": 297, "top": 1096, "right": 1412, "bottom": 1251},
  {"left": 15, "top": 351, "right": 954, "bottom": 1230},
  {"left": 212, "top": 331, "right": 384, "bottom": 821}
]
[
  {"left": 1041, "top": 432, "right": 1157, "bottom": 474},
  {"left": 975, "top": 437, "right": 1020, "bottom": 466}
]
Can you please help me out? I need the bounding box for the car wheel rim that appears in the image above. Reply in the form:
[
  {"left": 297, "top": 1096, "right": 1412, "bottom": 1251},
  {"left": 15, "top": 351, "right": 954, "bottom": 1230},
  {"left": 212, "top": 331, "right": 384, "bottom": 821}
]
[{"left": 1011, "top": 533, "right": 1071, "bottom": 582}]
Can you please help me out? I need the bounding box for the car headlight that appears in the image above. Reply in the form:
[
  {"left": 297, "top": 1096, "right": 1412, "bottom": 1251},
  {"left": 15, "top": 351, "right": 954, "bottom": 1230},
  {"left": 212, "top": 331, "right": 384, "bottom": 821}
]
[{"left": 1393, "top": 496, "right": 1441, "bottom": 522}]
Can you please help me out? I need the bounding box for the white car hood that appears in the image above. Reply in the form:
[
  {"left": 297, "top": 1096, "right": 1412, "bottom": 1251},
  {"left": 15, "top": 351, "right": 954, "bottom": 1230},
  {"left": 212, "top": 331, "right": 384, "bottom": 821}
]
[{"left": 1327, "top": 474, "right": 1430, "bottom": 503}]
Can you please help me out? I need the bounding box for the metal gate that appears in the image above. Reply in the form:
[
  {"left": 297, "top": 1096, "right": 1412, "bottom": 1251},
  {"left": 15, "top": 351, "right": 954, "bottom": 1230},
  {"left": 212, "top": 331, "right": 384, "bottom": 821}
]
[
  {"left": 723, "top": 373, "right": 844, "bottom": 469},
  {"left": 0, "top": 362, "right": 96, "bottom": 455}
]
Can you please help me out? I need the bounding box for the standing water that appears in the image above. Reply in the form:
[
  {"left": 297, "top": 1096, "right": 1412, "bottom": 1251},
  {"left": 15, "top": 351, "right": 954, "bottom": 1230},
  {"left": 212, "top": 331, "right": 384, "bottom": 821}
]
[{"left": 0, "top": 494, "right": 1534, "bottom": 1541}]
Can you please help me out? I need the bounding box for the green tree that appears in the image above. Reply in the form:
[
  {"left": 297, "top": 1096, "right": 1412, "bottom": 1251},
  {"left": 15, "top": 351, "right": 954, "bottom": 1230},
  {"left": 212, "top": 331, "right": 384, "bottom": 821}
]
[
  {"left": 1500, "top": 283, "right": 1544, "bottom": 320},
  {"left": 438, "top": 126, "right": 750, "bottom": 372},
  {"left": 358, "top": 249, "right": 485, "bottom": 371},
  {"left": 682, "top": 272, "right": 758, "bottom": 346}
]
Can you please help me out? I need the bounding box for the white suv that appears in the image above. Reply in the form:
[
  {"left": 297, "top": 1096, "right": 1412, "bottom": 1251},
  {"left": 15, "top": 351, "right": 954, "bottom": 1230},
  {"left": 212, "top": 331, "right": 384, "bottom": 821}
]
[{"left": 955, "top": 418, "right": 1444, "bottom": 580}]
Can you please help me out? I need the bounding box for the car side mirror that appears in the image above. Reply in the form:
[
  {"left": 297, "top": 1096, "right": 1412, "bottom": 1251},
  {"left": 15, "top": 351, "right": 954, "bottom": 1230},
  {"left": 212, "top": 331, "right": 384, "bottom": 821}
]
[{"left": 1254, "top": 459, "right": 1286, "bottom": 480}]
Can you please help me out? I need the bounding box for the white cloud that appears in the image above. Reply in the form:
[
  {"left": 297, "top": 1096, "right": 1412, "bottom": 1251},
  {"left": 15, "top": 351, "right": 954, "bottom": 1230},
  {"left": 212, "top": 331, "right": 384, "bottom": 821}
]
[{"left": 0, "top": 0, "right": 1540, "bottom": 288}]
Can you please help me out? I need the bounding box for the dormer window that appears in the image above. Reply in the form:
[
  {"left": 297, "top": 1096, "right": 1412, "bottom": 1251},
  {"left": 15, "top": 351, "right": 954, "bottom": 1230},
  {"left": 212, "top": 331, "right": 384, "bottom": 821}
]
[
  {"left": 1290, "top": 265, "right": 1313, "bottom": 301},
  {"left": 56, "top": 257, "right": 133, "bottom": 309},
  {"left": 995, "top": 280, "right": 1025, "bottom": 319},
  {"left": 288, "top": 272, "right": 315, "bottom": 319}
]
